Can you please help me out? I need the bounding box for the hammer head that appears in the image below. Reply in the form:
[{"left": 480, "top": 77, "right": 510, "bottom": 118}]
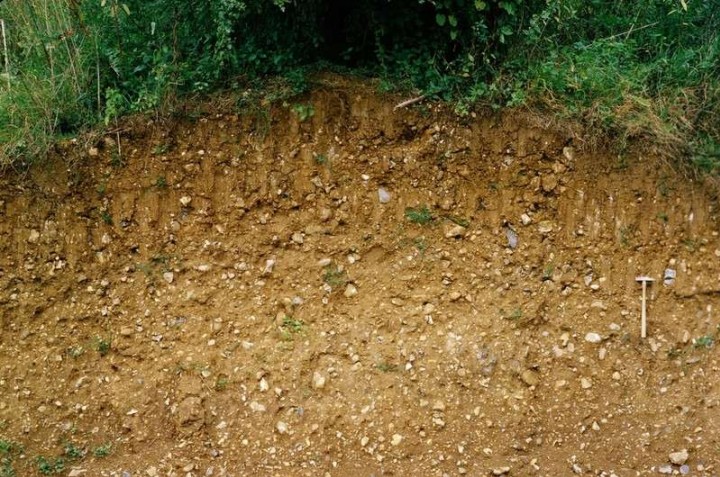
[{"left": 635, "top": 276, "right": 654, "bottom": 284}]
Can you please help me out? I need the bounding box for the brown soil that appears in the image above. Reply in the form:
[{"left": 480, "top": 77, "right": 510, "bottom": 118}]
[{"left": 1, "top": 77, "right": 719, "bottom": 477}]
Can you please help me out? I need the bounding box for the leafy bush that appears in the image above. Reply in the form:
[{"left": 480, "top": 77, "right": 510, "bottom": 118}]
[{"left": 0, "top": 0, "right": 717, "bottom": 171}]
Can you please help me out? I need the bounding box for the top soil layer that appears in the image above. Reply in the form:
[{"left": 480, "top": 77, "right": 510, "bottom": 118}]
[{"left": 0, "top": 78, "right": 719, "bottom": 476}]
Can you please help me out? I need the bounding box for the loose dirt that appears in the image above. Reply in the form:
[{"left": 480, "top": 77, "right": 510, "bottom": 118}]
[{"left": 1, "top": 77, "right": 719, "bottom": 477}]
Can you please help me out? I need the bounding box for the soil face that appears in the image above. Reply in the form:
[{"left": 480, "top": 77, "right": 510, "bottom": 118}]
[{"left": 0, "top": 77, "right": 719, "bottom": 477}]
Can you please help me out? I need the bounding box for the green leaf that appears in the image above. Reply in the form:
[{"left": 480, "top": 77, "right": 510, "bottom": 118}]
[
  {"left": 448, "top": 15, "right": 458, "bottom": 27},
  {"left": 450, "top": 30, "right": 458, "bottom": 40},
  {"left": 474, "top": 0, "right": 487, "bottom": 10},
  {"left": 499, "top": 1, "right": 516, "bottom": 16},
  {"left": 435, "top": 13, "right": 446, "bottom": 26},
  {"left": 121, "top": 3, "right": 130, "bottom": 15}
]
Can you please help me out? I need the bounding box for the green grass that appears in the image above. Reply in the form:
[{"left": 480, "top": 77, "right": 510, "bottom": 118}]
[{"left": 405, "top": 206, "right": 433, "bottom": 225}]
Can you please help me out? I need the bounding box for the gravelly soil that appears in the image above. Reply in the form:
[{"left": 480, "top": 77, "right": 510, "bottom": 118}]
[{"left": 1, "top": 77, "right": 719, "bottom": 477}]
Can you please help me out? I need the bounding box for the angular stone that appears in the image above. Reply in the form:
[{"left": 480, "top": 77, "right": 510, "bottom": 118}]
[{"left": 669, "top": 449, "right": 689, "bottom": 465}]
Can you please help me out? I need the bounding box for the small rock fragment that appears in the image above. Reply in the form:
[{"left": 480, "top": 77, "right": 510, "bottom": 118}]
[
  {"left": 312, "top": 371, "right": 326, "bottom": 390},
  {"left": 584, "top": 332, "right": 602, "bottom": 343},
  {"left": 537, "top": 221, "right": 554, "bottom": 235},
  {"left": 492, "top": 467, "right": 510, "bottom": 475},
  {"left": 344, "top": 284, "right": 358, "bottom": 298},
  {"left": 505, "top": 227, "right": 518, "bottom": 249},
  {"left": 163, "top": 272, "right": 174, "bottom": 284},
  {"left": 663, "top": 268, "right": 676, "bottom": 286},
  {"left": 669, "top": 449, "right": 689, "bottom": 465},
  {"left": 263, "top": 259, "right": 275, "bottom": 275},
  {"left": 249, "top": 401, "right": 266, "bottom": 413},
  {"left": 378, "top": 187, "right": 391, "bottom": 204},
  {"left": 28, "top": 230, "right": 40, "bottom": 244},
  {"left": 581, "top": 378, "right": 592, "bottom": 389},
  {"left": 445, "top": 224, "right": 466, "bottom": 239},
  {"left": 432, "top": 401, "right": 446, "bottom": 411},
  {"left": 276, "top": 421, "right": 288, "bottom": 434},
  {"left": 391, "top": 434, "right": 403, "bottom": 446},
  {"left": 521, "top": 370, "right": 540, "bottom": 387},
  {"left": 180, "top": 196, "right": 192, "bottom": 207}
]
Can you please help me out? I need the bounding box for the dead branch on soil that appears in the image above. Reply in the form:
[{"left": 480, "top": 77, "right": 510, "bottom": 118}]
[{"left": 394, "top": 95, "right": 427, "bottom": 111}]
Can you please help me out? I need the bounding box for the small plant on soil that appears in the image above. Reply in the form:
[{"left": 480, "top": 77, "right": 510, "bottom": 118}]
[
  {"left": 405, "top": 206, "right": 433, "bottom": 225},
  {"left": 93, "top": 443, "right": 112, "bottom": 458},
  {"left": 153, "top": 144, "right": 169, "bottom": 155},
  {"left": 67, "top": 346, "right": 85, "bottom": 358},
  {"left": 0, "top": 459, "right": 14, "bottom": 477},
  {"left": 501, "top": 308, "right": 523, "bottom": 320},
  {"left": 323, "top": 265, "right": 348, "bottom": 288},
  {"left": 694, "top": 335, "right": 714, "bottom": 349},
  {"left": 36, "top": 456, "right": 64, "bottom": 475},
  {"left": 0, "top": 441, "right": 14, "bottom": 454},
  {"left": 96, "top": 183, "right": 107, "bottom": 197},
  {"left": 0, "top": 439, "right": 17, "bottom": 477},
  {"left": 413, "top": 237, "right": 428, "bottom": 254},
  {"left": 291, "top": 103, "right": 314, "bottom": 122},
  {"left": 100, "top": 210, "right": 113, "bottom": 225},
  {"left": 154, "top": 176, "right": 168, "bottom": 189},
  {"left": 656, "top": 212, "right": 668, "bottom": 223},
  {"left": 682, "top": 239, "right": 697, "bottom": 252},
  {"left": 280, "top": 316, "right": 305, "bottom": 341},
  {"left": 95, "top": 338, "right": 111, "bottom": 357},
  {"left": 282, "top": 316, "right": 304, "bottom": 333},
  {"left": 376, "top": 362, "right": 398, "bottom": 373},
  {"left": 314, "top": 153, "right": 327, "bottom": 165},
  {"left": 63, "top": 442, "right": 84, "bottom": 460},
  {"left": 215, "top": 376, "right": 229, "bottom": 391}
]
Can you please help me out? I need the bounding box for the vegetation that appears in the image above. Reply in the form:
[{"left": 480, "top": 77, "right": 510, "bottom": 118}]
[
  {"left": 405, "top": 205, "right": 434, "bottom": 225},
  {"left": 36, "top": 456, "right": 64, "bottom": 475},
  {"left": 322, "top": 264, "right": 348, "bottom": 288},
  {"left": 0, "top": 439, "right": 17, "bottom": 477},
  {"left": 92, "top": 443, "right": 112, "bottom": 458},
  {"left": 0, "top": 0, "right": 718, "bottom": 171}
]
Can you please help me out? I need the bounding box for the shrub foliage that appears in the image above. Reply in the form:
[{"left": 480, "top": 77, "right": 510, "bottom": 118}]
[{"left": 0, "top": 0, "right": 718, "bottom": 169}]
